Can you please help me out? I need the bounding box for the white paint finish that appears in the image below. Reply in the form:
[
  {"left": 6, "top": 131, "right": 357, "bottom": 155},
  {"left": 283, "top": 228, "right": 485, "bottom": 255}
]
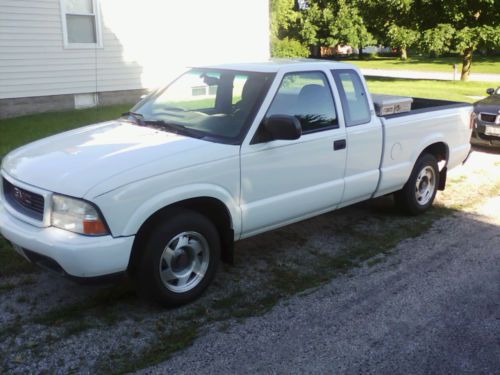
[
  {"left": 0, "top": 203, "right": 134, "bottom": 277},
  {"left": 90, "top": 151, "right": 241, "bottom": 237},
  {"left": 2, "top": 121, "right": 232, "bottom": 198},
  {"left": 374, "top": 106, "right": 472, "bottom": 196},
  {"left": 0, "top": 61, "right": 473, "bottom": 278},
  {"left": 343, "top": 122, "right": 383, "bottom": 202},
  {"left": 240, "top": 131, "right": 347, "bottom": 235},
  {"left": 0, "top": 0, "right": 270, "bottom": 99}
]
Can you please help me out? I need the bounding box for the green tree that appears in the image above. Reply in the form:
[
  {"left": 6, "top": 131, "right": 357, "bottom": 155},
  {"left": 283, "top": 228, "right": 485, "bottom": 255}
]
[
  {"left": 454, "top": 25, "right": 500, "bottom": 80},
  {"left": 420, "top": 24, "right": 455, "bottom": 57},
  {"left": 298, "top": 0, "right": 375, "bottom": 57},
  {"left": 271, "top": 37, "right": 311, "bottom": 57},
  {"left": 420, "top": 0, "right": 500, "bottom": 80},
  {"left": 359, "top": 0, "right": 418, "bottom": 59},
  {"left": 386, "top": 25, "right": 419, "bottom": 60},
  {"left": 270, "top": 0, "right": 309, "bottom": 57},
  {"left": 270, "top": 0, "right": 299, "bottom": 40}
]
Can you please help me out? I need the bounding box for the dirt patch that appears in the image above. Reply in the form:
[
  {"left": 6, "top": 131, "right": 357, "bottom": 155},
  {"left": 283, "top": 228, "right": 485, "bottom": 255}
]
[{"left": 0, "top": 147, "right": 499, "bottom": 374}]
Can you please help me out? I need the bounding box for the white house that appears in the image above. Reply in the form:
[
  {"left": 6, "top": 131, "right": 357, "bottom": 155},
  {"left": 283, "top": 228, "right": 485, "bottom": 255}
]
[{"left": 0, "top": 0, "right": 270, "bottom": 118}]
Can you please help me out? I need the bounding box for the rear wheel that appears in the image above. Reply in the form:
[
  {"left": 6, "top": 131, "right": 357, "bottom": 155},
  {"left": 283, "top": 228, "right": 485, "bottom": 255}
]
[
  {"left": 395, "top": 153, "right": 440, "bottom": 215},
  {"left": 136, "top": 208, "right": 220, "bottom": 306}
]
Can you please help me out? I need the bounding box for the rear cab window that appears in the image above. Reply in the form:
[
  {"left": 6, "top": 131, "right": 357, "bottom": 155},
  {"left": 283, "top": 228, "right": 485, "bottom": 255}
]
[{"left": 332, "top": 69, "right": 371, "bottom": 126}]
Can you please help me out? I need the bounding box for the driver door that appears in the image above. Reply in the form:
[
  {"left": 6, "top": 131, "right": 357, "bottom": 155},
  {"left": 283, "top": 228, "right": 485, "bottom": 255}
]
[{"left": 239, "top": 70, "right": 347, "bottom": 237}]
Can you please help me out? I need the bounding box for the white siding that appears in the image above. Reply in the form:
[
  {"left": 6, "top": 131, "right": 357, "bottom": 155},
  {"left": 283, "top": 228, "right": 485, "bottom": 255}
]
[{"left": 0, "top": 0, "right": 270, "bottom": 99}]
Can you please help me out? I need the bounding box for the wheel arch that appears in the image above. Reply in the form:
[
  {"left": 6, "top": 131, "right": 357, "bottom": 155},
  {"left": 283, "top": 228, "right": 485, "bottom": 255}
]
[
  {"left": 416, "top": 141, "right": 449, "bottom": 190},
  {"left": 128, "top": 196, "right": 235, "bottom": 276}
]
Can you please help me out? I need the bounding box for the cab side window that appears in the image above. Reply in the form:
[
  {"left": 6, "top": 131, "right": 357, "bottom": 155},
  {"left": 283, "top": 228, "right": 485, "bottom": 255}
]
[
  {"left": 332, "top": 70, "right": 371, "bottom": 126},
  {"left": 266, "top": 71, "right": 338, "bottom": 133}
]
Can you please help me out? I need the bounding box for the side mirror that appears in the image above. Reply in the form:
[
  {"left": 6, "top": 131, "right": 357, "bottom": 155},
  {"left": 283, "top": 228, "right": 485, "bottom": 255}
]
[
  {"left": 486, "top": 88, "right": 494, "bottom": 95},
  {"left": 263, "top": 115, "right": 302, "bottom": 141}
]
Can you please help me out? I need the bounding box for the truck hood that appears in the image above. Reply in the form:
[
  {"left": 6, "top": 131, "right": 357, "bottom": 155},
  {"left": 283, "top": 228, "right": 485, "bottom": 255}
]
[{"left": 2, "top": 121, "right": 217, "bottom": 197}]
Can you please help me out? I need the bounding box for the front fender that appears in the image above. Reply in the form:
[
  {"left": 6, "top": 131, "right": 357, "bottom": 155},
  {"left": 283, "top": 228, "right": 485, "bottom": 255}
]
[
  {"left": 93, "top": 183, "right": 241, "bottom": 239},
  {"left": 127, "top": 183, "right": 240, "bottom": 236}
]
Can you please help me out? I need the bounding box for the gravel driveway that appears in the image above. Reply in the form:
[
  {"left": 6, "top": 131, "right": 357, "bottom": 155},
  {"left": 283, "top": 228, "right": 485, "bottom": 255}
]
[
  {"left": 1, "top": 148, "right": 499, "bottom": 374},
  {"left": 140, "top": 149, "right": 500, "bottom": 374}
]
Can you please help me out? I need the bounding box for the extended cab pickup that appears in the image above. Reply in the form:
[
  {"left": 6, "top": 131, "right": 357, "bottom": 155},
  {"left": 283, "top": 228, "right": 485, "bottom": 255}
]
[{"left": 0, "top": 60, "right": 472, "bottom": 305}]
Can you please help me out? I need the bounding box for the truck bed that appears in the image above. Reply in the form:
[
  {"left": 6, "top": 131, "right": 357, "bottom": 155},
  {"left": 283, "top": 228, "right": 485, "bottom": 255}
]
[{"left": 379, "top": 97, "right": 471, "bottom": 119}]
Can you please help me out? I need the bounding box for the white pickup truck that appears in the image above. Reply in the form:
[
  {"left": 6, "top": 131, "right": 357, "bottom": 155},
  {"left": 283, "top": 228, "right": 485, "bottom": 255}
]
[{"left": 0, "top": 60, "right": 472, "bottom": 305}]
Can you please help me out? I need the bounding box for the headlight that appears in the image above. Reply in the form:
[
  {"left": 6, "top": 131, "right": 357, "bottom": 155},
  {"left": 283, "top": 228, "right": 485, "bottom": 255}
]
[{"left": 51, "top": 194, "right": 109, "bottom": 236}]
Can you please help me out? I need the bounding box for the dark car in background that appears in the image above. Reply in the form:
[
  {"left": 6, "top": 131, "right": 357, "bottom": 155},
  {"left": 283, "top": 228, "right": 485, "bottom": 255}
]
[{"left": 472, "top": 87, "right": 500, "bottom": 147}]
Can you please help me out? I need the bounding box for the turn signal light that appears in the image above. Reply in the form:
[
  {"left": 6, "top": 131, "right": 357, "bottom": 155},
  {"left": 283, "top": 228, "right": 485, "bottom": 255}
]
[{"left": 83, "top": 219, "right": 108, "bottom": 235}]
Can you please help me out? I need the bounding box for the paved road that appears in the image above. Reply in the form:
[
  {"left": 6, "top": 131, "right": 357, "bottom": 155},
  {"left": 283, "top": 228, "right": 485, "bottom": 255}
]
[
  {"left": 140, "top": 188, "right": 500, "bottom": 373},
  {"left": 361, "top": 68, "right": 500, "bottom": 83}
]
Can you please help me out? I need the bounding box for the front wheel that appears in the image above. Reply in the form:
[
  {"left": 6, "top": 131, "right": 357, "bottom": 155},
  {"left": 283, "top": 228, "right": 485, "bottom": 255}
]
[
  {"left": 135, "top": 208, "right": 220, "bottom": 306},
  {"left": 394, "top": 153, "right": 440, "bottom": 215}
]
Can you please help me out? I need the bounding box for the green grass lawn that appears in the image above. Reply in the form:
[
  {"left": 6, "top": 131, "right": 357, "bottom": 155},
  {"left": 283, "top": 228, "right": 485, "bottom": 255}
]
[
  {"left": 365, "top": 77, "right": 490, "bottom": 103},
  {"left": 341, "top": 55, "right": 500, "bottom": 75}
]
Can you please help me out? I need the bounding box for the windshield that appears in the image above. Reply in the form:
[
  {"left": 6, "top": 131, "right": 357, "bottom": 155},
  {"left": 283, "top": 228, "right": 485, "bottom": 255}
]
[{"left": 129, "top": 69, "right": 274, "bottom": 142}]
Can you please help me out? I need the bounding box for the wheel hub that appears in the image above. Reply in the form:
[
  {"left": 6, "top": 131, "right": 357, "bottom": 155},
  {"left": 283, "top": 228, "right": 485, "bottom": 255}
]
[
  {"left": 159, "top": 231, "right": 210, "bottom": 293},
  {"left": 415, "top": 166, "right": 436, "bottom": 206},
  {"left": 171, "top": 248, "right": 192, "bottom": 272}
]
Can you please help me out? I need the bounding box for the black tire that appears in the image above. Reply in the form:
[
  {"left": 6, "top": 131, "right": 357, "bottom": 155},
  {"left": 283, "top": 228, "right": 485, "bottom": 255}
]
[
  {"left": 394, "top": 153, "right": 440, "bottom": 215},
  {"left": 135, "top": 208, "right": 220, "bottom": 307}
]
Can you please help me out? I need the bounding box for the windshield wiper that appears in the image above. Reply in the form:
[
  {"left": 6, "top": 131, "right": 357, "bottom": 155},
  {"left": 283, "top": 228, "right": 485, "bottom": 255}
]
[
  {"left": 143, "top": 119, "right": 204, "bottom": 139},
  {"left": 121, "top": 111, "right": 145, "bottom": 125}
]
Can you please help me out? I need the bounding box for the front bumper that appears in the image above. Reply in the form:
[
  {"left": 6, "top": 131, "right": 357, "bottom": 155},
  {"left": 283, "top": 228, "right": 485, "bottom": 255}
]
[
  {"left": 472, "top": 121, "right": 500, "bottom": 147},
  {"left": 0, "top": 202, "right": 134, "bottom": 278}
]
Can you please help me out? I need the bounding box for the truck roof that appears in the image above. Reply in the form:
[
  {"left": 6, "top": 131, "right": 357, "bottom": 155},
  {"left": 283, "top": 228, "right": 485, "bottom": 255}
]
[{"left": 195, "top": 59, "right": 356, "bottom": 73}]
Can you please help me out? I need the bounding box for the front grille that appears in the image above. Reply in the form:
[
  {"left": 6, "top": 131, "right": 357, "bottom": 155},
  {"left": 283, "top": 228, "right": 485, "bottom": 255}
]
[
  {"left": 480, "top": 113, "right": 497, "bottom": 123},
  {"left": 3, "top": 178, "right": 45, "bottom": 220}
]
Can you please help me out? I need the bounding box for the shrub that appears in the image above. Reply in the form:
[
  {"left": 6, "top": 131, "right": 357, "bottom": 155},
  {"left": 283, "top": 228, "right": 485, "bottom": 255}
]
[{"left": 271, "top": 38, "right": 310, "bottom": 58}]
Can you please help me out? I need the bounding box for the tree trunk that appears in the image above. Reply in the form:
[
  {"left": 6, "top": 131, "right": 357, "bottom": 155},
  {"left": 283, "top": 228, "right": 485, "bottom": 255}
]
[
  {"left": 311, "top": 45, "right": 321, "bottom": 58},
  {"left": 358, "top": 44, "right": 363, "bottom": 59},
  {"left": 400, "top": 47, "right": 408, "bottom": 60},
  {"left": 461, "top": 47, "right": 473, "bottom": 81}
]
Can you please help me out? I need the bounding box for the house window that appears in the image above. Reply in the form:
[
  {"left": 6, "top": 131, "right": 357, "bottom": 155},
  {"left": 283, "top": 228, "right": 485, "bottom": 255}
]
[
  {"left": 61, "top": 0, "right": 102, "bottom": 47},
  {"left": 192, "top": 86, "right": 207, "bottom": 96}
]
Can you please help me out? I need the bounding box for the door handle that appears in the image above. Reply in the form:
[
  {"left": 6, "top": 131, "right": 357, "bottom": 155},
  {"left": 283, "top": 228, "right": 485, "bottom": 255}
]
[{"left": 333, "top": 139, "right": 346, "bottom": 150}]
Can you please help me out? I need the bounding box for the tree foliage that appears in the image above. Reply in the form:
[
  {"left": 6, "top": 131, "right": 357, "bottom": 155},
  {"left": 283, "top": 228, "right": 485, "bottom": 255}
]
[
  {"left": 386, "top": 25, "right": 420, "bottom": 59},
  {"left": 420, "top": 0, "right": 500, "bottom": 80},
  {"left": 270, "top": 0, "right": 500, "bottom": 80},
  {"left": 270, "top": 0, "right": 308, "bottom": 57},
  {"left": 270, "top": 0, "right": 299, "bottom": 40},
  {"left": 298, "top": 0, "right": 375, "bottom": 55},
  {"left": 271, "top": 37, "right": 311, "bottom": 57},
  {"left": 420, "top": 24, "right": 455, "bottom": 57}
]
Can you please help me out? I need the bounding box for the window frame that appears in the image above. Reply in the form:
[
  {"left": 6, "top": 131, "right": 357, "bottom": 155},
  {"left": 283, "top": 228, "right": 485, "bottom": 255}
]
[
  {"left": 263, "top": 70, "right": 340, "bottom": 137},
  {"left": 331, "top": 69, "right": 371, "bottom": 127},
  {"left": 60, "top": 0, "right": 103, "bottom": 49}
]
